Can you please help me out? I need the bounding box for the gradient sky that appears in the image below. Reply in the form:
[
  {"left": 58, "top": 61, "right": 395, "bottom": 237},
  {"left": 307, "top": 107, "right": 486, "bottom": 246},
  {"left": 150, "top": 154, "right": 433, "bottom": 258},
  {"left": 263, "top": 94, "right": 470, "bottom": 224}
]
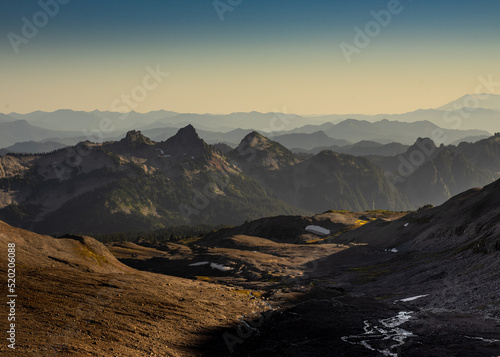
[{"left": 1, "top": 0, "right": 499, "bottom": 115}]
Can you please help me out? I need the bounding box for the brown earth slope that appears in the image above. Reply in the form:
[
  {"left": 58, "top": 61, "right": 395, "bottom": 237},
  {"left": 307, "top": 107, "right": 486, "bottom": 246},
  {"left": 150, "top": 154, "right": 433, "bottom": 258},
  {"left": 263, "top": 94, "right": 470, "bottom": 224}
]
[{"left": 0, "top": 220, "right": 266, "bottom": 356}]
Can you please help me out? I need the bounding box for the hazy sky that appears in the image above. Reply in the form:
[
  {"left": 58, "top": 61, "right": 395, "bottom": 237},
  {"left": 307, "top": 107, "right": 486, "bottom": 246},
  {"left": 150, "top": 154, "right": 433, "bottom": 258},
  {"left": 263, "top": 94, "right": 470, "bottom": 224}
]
[{"left": 1, "top": 0, "right": 499, "bottom": 115}]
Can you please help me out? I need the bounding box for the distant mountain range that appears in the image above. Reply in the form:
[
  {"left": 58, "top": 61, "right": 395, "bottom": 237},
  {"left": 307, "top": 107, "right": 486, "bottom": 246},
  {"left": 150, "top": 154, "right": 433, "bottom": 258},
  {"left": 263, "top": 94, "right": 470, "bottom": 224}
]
[
  {"left": 280, "top": 119, "right": 489, "bottom": 146},
  {"left": 2, "top": 93, "right": 498, "bottom": 151},
  {"left": 0, "top": 141, "right": 67, "bottom": 155},
  {"left": 0, "top": 118, "right": 490, "bottom": 155},
  {"left": 5, "top": 110, "right": 314, "bottom": 132},
  {"left": 437, "top": 93, "right": 500, "bottom": 111},
  {"left": 0, "top": 120, "right": 81, "bottom": 148},
  {"left": 296, "top": 140, "right": 410, "bottom": 157},
  {"left": 269, "top": 131, "right": 351, "bottom": 150},
  {"left": 6, "top": 94, "right": 500, "bottom": 133}
]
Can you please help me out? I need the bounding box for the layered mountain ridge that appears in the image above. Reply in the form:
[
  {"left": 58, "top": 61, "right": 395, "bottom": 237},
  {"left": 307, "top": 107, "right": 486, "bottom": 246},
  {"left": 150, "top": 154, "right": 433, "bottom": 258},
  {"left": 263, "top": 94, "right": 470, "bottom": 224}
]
[
  {"left": 1, "top": 125, "right": 499, "bottom": 235},
  {"left": 0, "top": 126, "right": 304, "bottom": 234}
]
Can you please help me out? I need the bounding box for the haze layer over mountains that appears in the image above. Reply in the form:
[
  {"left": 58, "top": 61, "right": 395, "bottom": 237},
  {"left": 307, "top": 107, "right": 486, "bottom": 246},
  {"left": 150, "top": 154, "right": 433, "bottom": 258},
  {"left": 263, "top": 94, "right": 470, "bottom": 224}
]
[{"left": 1, "top": 93, "right": 498, "bottom": 152}]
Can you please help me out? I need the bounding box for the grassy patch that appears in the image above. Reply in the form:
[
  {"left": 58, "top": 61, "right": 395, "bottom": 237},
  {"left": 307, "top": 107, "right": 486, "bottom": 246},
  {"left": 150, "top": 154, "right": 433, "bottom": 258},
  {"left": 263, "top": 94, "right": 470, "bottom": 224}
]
[
  {"left": 177, "top": 236, "right": 203, "bottom": 245},
  {"left": 230, "top": 290, "right": 261, "bottom": 298},
  {"left": 77, "top": 245, "right": 109, "bottom": 265},
  {"left": 354, "top": 219, "right": 369, "bottom": 226}
]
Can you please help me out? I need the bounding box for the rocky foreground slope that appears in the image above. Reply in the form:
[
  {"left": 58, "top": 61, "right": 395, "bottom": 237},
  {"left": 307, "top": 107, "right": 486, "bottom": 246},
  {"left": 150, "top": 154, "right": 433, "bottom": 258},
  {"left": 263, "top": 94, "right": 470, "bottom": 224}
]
[{"left": 1, "top": 177, "right": 500, "bottom": 356}]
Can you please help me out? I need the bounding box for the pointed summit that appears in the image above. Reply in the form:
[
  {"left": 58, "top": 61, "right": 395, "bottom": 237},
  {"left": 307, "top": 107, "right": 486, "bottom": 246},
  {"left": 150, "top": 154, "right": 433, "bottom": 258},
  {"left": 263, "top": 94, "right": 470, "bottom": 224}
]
[
  {"left": 162, "top": 124, "right": 208, "bottom": 157},
  {"left": 238, "top": 131, "right": 271, "bottom": 151},
  {"left": 173, "top": 124, "right": 199, "bottom": 141},
  {"left": 245, "top": 130, "right": 265, "bottom": 139},
  {"left": 168, "top": 124, "right": 203, "bottom": 146},
  {"left": 406, "top": 137, "right": 438, "bottom": 156},
  {"left": 231, "top": 131, "right": 297, "bottom": 170}
]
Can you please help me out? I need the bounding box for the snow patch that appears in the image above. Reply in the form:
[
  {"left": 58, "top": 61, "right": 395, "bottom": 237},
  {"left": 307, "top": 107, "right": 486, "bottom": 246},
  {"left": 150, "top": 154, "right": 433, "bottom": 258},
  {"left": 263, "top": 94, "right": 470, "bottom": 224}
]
[
  {"left": 396, "top": 294, "right": 428, "bottom": 303},
  {"left": 210, "top": 262, "right": 233, "bottom": 271},
  {"left": 189, "top": 261, "right": 209, "bottom": 267},
  {"left": 305, "top": 225, "right": 330, "bottom": 235},
  {"left": 188, "top": 261, "right": 233, "bottom": 271},
  {"left": 404, "top": 223, "right": 409, "bottom": 227},
  {"left": 464, "top": 336, "right": 500, "bottom": 343}
]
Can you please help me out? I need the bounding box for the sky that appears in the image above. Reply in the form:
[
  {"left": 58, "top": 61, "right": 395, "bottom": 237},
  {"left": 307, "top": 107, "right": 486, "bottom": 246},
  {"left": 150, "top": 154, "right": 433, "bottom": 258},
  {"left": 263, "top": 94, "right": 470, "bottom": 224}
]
[{"left": 0, "top": 0, "right": 499, "bottom": 115}]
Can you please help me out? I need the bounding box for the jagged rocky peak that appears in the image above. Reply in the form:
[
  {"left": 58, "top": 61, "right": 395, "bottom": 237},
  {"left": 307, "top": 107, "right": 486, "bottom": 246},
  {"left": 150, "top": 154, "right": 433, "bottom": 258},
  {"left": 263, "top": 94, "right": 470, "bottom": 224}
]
[
  {"left": 162, "top": 124, "right": 208, "bottom": 156},
  {"left": 123, "top": 130, "right": 154, "bottom": 145},
  {"left": 410, "top": 137, "right": 437, "bottom": 150},
  {"left": 231, "top": 131, "right": 297, "bottom": 170},
  {"left": 166, "top": 125, "right": 205, "bottom": 149},
  {"left": 172, "top": 124, "right": 201, "bottom": 143}
]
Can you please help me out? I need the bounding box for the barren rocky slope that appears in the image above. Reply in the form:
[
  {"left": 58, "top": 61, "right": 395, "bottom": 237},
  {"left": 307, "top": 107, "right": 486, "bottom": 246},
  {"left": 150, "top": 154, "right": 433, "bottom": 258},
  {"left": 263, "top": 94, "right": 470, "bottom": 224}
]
[{"left": 221, "top": 179, "right": 500, "bottom": 356}]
